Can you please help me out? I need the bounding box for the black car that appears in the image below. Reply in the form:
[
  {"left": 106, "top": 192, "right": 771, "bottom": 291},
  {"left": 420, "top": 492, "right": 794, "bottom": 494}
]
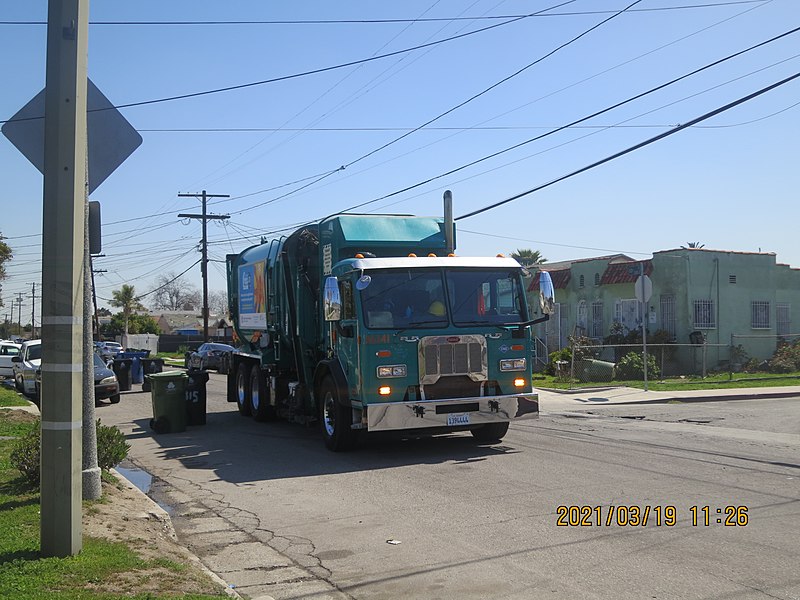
[
  {"left": 35, "top": 352, "right": 120, "bottom": 405},
  {"left": 185, "top": 343, "right": 235, "bottom": 371}
]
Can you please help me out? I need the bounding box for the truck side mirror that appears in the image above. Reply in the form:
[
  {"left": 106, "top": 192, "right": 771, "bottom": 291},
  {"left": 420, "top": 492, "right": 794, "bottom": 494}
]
[
  {"left": 323, "top": 276, "right": 342, "bottom": 321},
  {"left": 539, "top": 271, "right": 555, "bottom": 315}
]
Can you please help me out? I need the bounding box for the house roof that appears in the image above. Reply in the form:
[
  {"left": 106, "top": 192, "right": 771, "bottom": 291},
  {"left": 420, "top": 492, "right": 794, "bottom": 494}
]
[
  {"left": 600, "top": 260, "right": 653, "bottom": 285},
  {"left": 527, "top": 269, "right": 571, "bottom": 292}
]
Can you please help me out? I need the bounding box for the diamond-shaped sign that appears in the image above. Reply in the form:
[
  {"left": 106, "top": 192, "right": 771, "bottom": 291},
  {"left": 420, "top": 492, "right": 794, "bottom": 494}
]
[{"left": 2, "top": 79, "right": 142, "bottom": 195}]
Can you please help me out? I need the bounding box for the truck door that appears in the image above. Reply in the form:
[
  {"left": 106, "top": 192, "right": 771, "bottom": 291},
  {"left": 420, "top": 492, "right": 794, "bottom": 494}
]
[{"left": 335, "top": 278, "right": 359, "bottom": 397}]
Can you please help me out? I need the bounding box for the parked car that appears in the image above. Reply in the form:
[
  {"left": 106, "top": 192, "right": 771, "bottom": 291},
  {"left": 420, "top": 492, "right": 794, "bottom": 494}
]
[
  {"left": 0, "top": 341, "right": 21, "bottom": 378},
  {"left": 185, "top": 342, "right": 235, "bottom": 371},
  {"left": 34, "top": 352, "right": 120, "bottom": 405},
  {"left": 12, "top": 339, "right": 41, "bottom": 397},
  {"left": 96, "top": 341, "right": 123, "bottom": 358}
]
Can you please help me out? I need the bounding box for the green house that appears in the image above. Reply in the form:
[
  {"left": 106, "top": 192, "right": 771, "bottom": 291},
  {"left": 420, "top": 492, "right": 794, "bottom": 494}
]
[{"left": 528, "top": 248, "right": 800, "bottom": 372}]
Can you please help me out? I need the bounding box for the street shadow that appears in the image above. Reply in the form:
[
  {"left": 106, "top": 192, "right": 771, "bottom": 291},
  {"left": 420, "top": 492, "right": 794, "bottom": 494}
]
[{"left": 129, "top": 409, "right": 521, "bottom": 484}]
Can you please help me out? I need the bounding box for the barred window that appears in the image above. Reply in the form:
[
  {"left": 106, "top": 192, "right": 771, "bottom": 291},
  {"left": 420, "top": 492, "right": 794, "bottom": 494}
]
[
  {"left": 579, "top": 274, "right": 585, "bottom": 288},
  {"left": 751, "top": 301, "right": 770, "bottom": 330},
  {"left": 777, "top": 303, "right": 790, "bottom": 336},
  {"left": 693, "top": 299, "right": 715, "bottom": 329},
  {"left": 591, "top": 301, "right": 603, "bottom": 338},
  {"left": 660, "top": 295, "right": 676, "bottom": 340}
]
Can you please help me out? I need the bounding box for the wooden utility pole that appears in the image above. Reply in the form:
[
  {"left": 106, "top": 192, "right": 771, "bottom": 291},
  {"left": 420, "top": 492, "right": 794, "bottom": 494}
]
[
  {"left": 178, "top": 190, "right": 229, "bottom": 342},
  {"left": 28, "top": 282, "right": 38, "bottom": 338}
]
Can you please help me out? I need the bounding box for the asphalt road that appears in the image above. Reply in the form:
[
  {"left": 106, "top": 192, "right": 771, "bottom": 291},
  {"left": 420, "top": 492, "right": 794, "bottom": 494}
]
[{"left": 101, "top": 373, "right": 800, "bottom": 600}]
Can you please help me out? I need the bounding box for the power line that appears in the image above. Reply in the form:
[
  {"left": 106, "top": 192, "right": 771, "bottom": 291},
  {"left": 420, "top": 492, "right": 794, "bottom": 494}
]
[
  {"left": 0, "top": 2, "right": 769, "bottom": 26},
  {"left": 455, "top": 71, "right": 800, "bottom": 221}
]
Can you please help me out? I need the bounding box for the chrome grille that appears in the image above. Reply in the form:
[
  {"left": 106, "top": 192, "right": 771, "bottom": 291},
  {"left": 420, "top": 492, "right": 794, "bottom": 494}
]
[{"left": 419, "top": 335, "right": 487, "bottom": 384}]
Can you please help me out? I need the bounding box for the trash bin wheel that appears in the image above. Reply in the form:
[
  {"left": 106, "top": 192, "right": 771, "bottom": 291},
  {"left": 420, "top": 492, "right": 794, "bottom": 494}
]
[{"left": 150, "top": 416, "right": 170, "bottom": 434}]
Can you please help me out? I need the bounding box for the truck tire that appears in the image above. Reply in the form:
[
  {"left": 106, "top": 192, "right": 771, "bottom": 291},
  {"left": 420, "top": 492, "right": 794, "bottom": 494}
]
[
  {"left": 470, "top": 422, "right": 509, "bottom": 443},
  {"left": 319, "top": 376, "right": 357, "bottom": 452},
  {"left": 249, "top": 366, "right": 276, "bottom": 422},
  {"left": 235, "top": 363, "right": 252, "bottom": 416}
]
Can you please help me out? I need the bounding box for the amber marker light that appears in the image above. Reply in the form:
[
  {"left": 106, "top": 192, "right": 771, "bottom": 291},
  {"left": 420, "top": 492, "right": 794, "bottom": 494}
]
[
  {"left": 355, "top": 253, "right": 365, "bottom": 258},
  {"left": 514, "top": 378, "right": 526, "bottom": 388},
  {"left": 496, "top": 253, "right": 505, "bottom": 257},
  {"left": 376, "top": 350, "right": 392, "bottom": 357},
  {"left": 428, "top": 253, "right": 437, "bottom": 257},
  {"left": 379, "top": 386, "right": 392, "bottom": 396},
  {"left": 408, "top": 253, "right": 417, "bottom": 257}
]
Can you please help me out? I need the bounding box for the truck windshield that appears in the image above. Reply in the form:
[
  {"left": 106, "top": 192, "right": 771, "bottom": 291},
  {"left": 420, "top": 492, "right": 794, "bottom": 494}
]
[
  {"left": 360, "top": 270, "right": 447, "bottom": 329},
  {"left": 446, "top": 269, "right": 526, "bottom": 327}
]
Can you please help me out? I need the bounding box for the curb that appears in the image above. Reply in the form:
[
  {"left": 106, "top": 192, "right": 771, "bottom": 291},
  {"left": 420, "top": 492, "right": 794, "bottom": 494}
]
[
  {"left": 606, "top": 390, "right": 800, "bottom": 405},
  {"left": 111, "top": 468, "right": 243, "bottom": 599}
]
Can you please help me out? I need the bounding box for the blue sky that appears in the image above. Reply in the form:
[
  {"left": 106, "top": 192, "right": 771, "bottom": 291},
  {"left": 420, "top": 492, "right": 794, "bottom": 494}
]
[{"left": 2, "top": 0, "right": 799, "bottom": 323}]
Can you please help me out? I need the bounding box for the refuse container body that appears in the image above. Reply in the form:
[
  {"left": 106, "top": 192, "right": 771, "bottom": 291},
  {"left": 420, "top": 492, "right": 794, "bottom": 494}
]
[
  {"left": 120, "top": 351, "right": 148, "bottom": 384},
  {"left": 112, "top": 358, "right": 133, "bottom": 392},
  {"left": 141, "top": 357, "right": 165, "bottom": 392},
  {"left": 148, "top": 371, "right": 188, "bottom": 434},
  {"left": 186, "top": 370, "right": 210, "bottom": 426}
]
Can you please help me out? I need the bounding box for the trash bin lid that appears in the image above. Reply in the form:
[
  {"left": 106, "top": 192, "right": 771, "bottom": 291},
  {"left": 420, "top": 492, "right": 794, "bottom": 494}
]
[{"left": 147, "top": 370, "right": 187, "bottom": 380}]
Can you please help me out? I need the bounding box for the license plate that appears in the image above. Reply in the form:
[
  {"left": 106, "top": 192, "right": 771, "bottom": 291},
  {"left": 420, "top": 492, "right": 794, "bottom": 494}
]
[{"left": 447, "top": 413, "right": 470, "bottom": 426}]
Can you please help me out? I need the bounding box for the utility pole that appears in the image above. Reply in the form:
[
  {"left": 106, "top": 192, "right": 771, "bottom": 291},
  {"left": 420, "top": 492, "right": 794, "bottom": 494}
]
[
  {"left": 178, "top": 190, "right": 229, "bottom": 342},
  {"left": 9, "top": 300, "right": 14, "bottom": 336},
  {"left": 90, "top": 258, "right": 106, "bottom": 340},
  {"left": 40, "top": 0, "right": 88, "bottom": 557},
  {"left": 28, "top": 282, "right": 38, "bottom": 338},
  {"left": 15, "top": 293, "right": 24, "bottom": 336}
]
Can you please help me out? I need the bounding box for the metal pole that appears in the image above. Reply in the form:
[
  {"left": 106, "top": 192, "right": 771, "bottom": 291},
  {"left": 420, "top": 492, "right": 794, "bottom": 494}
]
[
  {"left": 641, "top": 262, "right": 648, "bottom": 391},
  {"left": 40, "top": 0, "right": 88, "bottom": 557}
]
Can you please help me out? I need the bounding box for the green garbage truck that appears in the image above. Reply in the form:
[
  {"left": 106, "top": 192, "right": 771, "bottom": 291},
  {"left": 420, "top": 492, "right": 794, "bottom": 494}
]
[{"left": 226, "top": 195, "right": 555, "bottom": 450}]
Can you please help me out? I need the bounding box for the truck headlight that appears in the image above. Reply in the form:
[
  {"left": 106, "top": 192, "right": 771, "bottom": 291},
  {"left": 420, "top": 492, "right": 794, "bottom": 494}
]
[
  {"left": 377, "top": 364, "right": 407, "bottom": 378},
  {"left": 499, "top": 358, "right": 526, "bottom": 372}
]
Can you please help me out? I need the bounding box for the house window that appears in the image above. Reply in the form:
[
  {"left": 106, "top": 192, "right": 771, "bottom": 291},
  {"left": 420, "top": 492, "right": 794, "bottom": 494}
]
[
  {"left": 614, "top": 299, "right": 640, "bottom": 332},
  {"left": 576, "top": 301, "right": 587, "bottom": 334},
  {"left": 579, "top": 274, "right": 585, "bottom": 288},
  {"left": 777, "top": 303, "right": 790, "bottom": 336},
  {"left": 751, "top": 301, "right": 770, "bottom": 330},
  {"left": 660, "top": 295, "right": 676, "bottom": 340},
  {"left": 594, "top": 273, "right": 600, "bottom": 286},
  {"left": 693, "top": 299, "right": 716, "bottom": 329},
  {"left": 590, "top": 301, "right": 603, "bottom": 338}
]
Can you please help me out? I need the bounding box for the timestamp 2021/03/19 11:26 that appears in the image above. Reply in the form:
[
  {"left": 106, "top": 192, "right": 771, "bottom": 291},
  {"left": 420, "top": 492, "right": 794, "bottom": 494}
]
[{"left": 556, "top": 505, "right": 749, "bottom": 527}]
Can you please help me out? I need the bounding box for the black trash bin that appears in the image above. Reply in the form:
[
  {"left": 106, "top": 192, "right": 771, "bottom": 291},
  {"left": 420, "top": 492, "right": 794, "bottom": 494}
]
[
  {"left": 186, "top": 370, "right": 209, "bottom": 426},
  {"left": 141, "top": 358, "right": 165, "bottom": 392},
  {"left": 112, "top": 358, "right": 133, "bottom": 392}
]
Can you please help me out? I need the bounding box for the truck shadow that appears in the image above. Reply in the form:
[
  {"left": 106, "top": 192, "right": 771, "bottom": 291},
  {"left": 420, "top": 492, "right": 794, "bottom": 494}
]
[{"left": 130, "top": 410, "right": 521, "bottom": 483}]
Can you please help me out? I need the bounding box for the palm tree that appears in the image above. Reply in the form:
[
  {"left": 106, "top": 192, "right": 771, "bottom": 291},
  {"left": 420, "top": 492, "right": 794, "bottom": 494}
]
[
  {"left": 681, "top": 242, "right": 705, "bottom": 249},
  {"left": 510, "top": 248, "right": 547, "bottom": 266},
  {"left": 109, "top": 284, "right": 145, "bottom": 339}
]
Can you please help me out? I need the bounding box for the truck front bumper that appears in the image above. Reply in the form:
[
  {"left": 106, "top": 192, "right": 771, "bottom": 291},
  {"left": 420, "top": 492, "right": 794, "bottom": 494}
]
[{"left": 365, "top": 393, "right": 539, "bottom": 432}]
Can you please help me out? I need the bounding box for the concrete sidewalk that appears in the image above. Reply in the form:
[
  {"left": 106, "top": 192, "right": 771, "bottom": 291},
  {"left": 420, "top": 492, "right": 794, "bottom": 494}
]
[{"left": 536, "top": 384, "right": 800, "bottom": 410}]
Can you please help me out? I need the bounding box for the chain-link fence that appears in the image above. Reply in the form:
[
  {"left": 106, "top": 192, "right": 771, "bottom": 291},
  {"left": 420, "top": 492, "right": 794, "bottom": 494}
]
[{"left": 554, "top": 332, "right": 800, "bottom": 388}]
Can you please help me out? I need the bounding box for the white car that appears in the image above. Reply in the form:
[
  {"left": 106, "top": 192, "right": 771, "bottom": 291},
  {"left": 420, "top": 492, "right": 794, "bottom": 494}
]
[
  {"left": 97, "top": 341, "right": 123, "bottom": 357},
  {"left": 12, "top": 339, "right": 41, "bottom": 397},
  {"left": 0, "top": 341, "right": 21, "bottom": 377}
]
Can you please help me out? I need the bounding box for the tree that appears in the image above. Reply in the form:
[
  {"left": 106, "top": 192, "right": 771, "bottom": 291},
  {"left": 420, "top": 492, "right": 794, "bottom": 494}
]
[
  {"left": 208, "top": 290, "right": 228, "bottom": 317},
  {"left": 102, "top": 313, "right": 160, "bottom": 337},
  {"left": 109, "top": 284, "right": 145, "bottom": 337},
  {"left": 0, "top": 235, "right": 12, "bottom": 305},
  {"left": 149, "top": 272, "right": 201, "bottom": 311},
  {"left": 510, "top": 248, "right": 547, "bottom": 266},
  {"left": 681, "top": 242, "right": 705, "bottom": 249}
]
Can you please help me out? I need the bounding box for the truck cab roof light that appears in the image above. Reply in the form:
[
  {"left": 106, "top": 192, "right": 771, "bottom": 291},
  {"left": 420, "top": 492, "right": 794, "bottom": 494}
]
[
  {"left": 408, "top": 253, "right": 417, "bottom": 257},
  {"left": 427, "top": 253, "right": 437, "bottom": 257}
]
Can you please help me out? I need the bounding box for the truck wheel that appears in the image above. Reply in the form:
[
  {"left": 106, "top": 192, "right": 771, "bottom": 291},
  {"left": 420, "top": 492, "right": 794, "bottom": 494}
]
[
  {"left": 235, "top": 363, "right": 252, "bottom": 416},
  {"left": 15, "top": 375, "right": 23, "bottom": 392},
  {"left": 319, "top": 376, "right": 356, "bottom": 452},
  {"left": 249, "top": 366, "right": 276, "bottom": 422},
  {"left": 470, "top": 422, "right": 509, "bottom": 443}
]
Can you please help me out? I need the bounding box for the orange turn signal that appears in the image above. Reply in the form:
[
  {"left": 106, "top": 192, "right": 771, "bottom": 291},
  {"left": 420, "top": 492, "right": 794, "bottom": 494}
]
[
  {"left": 514, "top": 378, "right": 526, "bottom": 388},
  {"left": 379, "top": 386, "right": 392, "bottom": 396}
]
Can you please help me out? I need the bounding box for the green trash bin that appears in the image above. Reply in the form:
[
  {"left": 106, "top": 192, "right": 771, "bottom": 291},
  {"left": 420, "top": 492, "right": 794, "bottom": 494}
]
[{"left": 148, "top": 371, "right": 188, "bottom": 434}]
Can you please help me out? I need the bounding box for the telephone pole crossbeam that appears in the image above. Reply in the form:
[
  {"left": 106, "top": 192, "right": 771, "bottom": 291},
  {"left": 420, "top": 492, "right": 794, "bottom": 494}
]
[{"left": 178, "top": 190, "right": 229, "bottom": 342}]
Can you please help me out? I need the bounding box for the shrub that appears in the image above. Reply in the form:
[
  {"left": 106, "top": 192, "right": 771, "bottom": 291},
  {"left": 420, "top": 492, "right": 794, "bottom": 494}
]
[
  {"left": 546, "top": 348, "right": 572, "bottom": 376},
  {"left": 768, "top": 340, "right": 800, "bottom": 373},
  {"left": 10, "top": 425, "right": 40, "bottom": 485},
  {"left": 9, "top": 419, "right": 130, "bottom": 487},
  {"left": 615, "top": 351, "right": 660, "bottom": 381},
  {"left": 96, "top": 419, "right": 130, "bottom": 471}
]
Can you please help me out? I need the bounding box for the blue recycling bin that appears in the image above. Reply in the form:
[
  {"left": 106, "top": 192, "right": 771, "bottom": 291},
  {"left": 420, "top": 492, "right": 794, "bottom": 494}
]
[{"left": 120, "top": 351, "right": 149, "bottom": 385}]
